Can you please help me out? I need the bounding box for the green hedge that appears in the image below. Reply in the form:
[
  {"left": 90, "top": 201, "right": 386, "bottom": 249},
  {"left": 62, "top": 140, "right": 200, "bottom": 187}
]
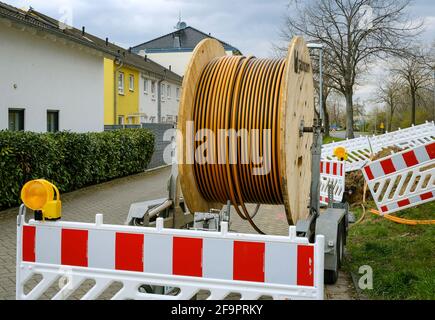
[{"left": 0, "top": 129, "right": 155, "bottom": 210}]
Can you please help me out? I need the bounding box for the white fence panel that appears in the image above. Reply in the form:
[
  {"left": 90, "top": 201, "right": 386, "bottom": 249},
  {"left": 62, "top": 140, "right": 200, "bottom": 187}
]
[
  {"left": 322, "top": 122, "right": 435, "bottom": 172},
  {"left": 16, "top": 209, "right": 325, "bottom": 300},
  {"left": 361, "top": 142, "right": 435, "bottom": 215},
  {"left": 319, "top": 160, "right": 346, "bottom": 205}
]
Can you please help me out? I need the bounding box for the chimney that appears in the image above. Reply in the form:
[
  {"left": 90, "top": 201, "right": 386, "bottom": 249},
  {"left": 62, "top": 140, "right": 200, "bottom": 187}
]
[
  {"left": 82, "top": 26, "right": 85, "bottom": 35},
  {"left": 173, "top": 34, "right": 181, "bottom": 48},
  {"left": 105, "top": 37, "right": 109, "bottom": 46}
]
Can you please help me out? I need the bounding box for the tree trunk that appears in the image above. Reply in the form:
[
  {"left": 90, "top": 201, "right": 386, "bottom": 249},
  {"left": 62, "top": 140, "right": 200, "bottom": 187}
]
[
  {"left": 345, "top": 90, "right": 354, "bottom": 139},
  {"left": 411, "top": 90, "right": 416, "bottom": 125},
  {"left": 322, "top": 98, "right": 330, "bottom": 137},
  {"left": 388, "top": 103, "right": 394, "bottom": 132}
]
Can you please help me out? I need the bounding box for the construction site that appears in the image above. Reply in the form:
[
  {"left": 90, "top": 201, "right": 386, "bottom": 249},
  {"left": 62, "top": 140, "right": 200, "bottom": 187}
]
[{"left": 0, "top": 0, "right": 434, "bottom": 306}]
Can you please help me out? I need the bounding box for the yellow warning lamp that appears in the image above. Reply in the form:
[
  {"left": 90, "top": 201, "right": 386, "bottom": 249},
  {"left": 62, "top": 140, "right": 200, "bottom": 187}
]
[
  {"left": 333, "top": 146, "right": 348, "bottom": 161},
  {"left": 21, "top": 179, "right": 61, "bottom": 221}
]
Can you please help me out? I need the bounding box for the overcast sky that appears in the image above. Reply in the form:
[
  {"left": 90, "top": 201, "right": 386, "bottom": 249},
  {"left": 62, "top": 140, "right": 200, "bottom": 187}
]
[{"left": 5, "top": 0, "right": 435, "bottom": 106}]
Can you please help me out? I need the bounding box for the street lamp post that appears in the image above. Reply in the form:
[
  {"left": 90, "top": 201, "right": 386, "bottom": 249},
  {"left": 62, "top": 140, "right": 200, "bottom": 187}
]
[{"left": 432, "top": 66, "right": 435, "bottom": 122}]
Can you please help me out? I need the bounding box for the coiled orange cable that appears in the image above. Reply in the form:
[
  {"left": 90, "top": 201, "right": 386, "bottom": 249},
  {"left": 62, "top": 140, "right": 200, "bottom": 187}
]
[{"left": 192, "top": 56, "right": 287, "bottom": 234}]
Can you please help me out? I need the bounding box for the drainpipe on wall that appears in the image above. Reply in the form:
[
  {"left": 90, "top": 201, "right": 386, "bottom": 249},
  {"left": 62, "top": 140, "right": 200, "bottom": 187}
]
[
  {"left": 114, "top": 56, "right": 124, "bottom": 126},
  {"left": 157, "top": 69, "right": 167, "bottom": 123}
]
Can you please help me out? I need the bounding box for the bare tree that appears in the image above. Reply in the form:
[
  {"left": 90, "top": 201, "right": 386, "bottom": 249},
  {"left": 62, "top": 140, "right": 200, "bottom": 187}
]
[
  {"left": 280, "top": 0, "right": 422, "bottom": 138},
  {"left": 377, "top": 74, "right": 402, "bottom": 131},
  {"left": 328, "top": 93, "right": 346, "bottom": 128},
  {"left": 393, "top": 46, "right": 433, "bottom": 125}
]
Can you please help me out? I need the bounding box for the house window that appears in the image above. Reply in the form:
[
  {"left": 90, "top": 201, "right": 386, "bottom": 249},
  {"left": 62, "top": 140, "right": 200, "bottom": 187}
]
[
  {"left": 129, "top": 74, "right": 134, "bottom": 91},
  {"left": 118, "top": 115, "right": 124, "bottom": 125},
  {"left": 150, "top": 116, "right": 156, "bottom": 123},
  {"left": 8, "top": 109, "right": 24, "bottom": 131},
  {"left": 47, "top": 110, "right": 59, "bottom": 133},
  {"left": 161, "top": 116, "right": 166, "bottom": 123},
  {"left": 161, "top": 83, "right": 166, "bottom": 101},
  {"left": 118, "top": 72, "right": 125, "bottom": 94},
  {"left": 143, "top": 79, "right": 148, "bottom": 94},
  {"left": 151, "top": 80, "right": 156, "bottom": 96},
  {"left": 176, "top": 87, "right": 180, "bottom": 100},
  {"left": 167, "top": 85, "right": 171, "bottom": 98}
]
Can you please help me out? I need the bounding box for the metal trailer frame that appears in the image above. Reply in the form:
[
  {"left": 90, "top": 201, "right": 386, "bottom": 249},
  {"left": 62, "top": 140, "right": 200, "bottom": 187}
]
[{"left": 125, "top": 43, "right": 349, "bottom": 286}]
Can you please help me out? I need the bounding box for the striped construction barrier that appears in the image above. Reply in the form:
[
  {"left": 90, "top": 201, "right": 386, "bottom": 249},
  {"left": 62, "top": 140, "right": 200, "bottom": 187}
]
[
  {"left": 319, "top": 160, "right": 346, "bottom": 205},
  {"left": 322, "top": 121, "right": 435, "bottom": 172},
  {"left": 362, "top": 142, "right": 435, "bottom": 215},
  {"left": 16, "top": 208, "right": 325, "bottom": 300}
]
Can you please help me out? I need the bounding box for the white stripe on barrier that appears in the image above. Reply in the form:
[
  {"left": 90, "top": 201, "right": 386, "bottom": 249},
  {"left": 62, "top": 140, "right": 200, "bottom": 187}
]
[
  {"left": 16, "top": 212, "right": 325, "bottom": 300},
  {"left": 362, "top": 142, "right": 435, "bottom": 215},
  {"left": 322, "top": 122, "right": 435, "bottom": 172}
]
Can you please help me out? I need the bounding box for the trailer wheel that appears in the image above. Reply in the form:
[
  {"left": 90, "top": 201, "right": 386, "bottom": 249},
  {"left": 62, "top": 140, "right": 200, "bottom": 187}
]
[{"left": 324, "top": 223, "right": 344, "bottom": 285}]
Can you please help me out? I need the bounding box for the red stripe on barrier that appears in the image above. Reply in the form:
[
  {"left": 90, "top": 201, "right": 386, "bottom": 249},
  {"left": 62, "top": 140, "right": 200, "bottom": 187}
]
[
  {"left": 380, "top": 158, "right": 396, "bottom": 175},
  {"left": 233, "top": 241, "right": 265, "bottom": 283},
  {"left": 333, "top": 163, "right": 338, "bottom": 175},
  {"left": 381, "top": 206, "right": 388, "bottom": 213},
  {"left": 398, "top": 199, "right": 410, "bottom": 208},
  {"left": 403, "top": 151, "right": 418, "bottom": 167},
  {"left": 297, "top": 245, "right": 314, "bottom": 287},
  {"left": 173, "top": 237, "right": 203, "bottom": 277},
  {"left": 115, "top": 233, "right": 144, "bottom": 272},
  {"left": 61, "top": 229, "right": 88, "bottom": 267},
  {"left": 320, "top": 162, "right": 323, "bottom": 174},
  {"left": 326, "top": 162, "right": 330, "bottom": 174},
  {"left": 22, "top": 226, "right": 36, "bottom": 263},
  {"left": 340, "top": 163, "right": 343, "bottom": 176},
  {"left": 420, "top": 192, "right": 433, "bottom": 201},
  {"left": 364, "top": 166, "right": 374, "bottom": 180},
  {"left": 425, "top": 143, "right": 435, "bottom": 159}
]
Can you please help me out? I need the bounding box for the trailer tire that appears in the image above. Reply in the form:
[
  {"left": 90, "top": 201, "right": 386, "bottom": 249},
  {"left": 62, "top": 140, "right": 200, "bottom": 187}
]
[
  {"left": 324, "top": 269, "right": 339, "bottom": 285},
  {"left": 324, "top": 224, "right": 344, "bottom": 285}
]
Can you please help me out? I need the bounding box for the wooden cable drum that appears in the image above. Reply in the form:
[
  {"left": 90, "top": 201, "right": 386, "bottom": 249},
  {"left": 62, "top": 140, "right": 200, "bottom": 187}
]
[{"left": 178, "top": 36, "right": 314, "bottom": 232}]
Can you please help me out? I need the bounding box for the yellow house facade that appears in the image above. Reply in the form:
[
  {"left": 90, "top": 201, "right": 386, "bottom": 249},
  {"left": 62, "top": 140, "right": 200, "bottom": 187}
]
[
  {"left": 103, "top": 52, "right": 182, "bottom": 126},
  {"left": 104, "top": 58, "right": 140, "bottom": 125}
]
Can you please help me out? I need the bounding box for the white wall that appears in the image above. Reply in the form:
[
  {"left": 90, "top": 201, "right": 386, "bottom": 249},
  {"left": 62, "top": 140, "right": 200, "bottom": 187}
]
[
  {"left": 0, "top": 23, "right": 104, "bottom": 132},
  {"left": 139, "top": 75, "right": 180, "bottom": 123},
  {"left": 145, "top": 50, "right": 233, "bottom": 77}
]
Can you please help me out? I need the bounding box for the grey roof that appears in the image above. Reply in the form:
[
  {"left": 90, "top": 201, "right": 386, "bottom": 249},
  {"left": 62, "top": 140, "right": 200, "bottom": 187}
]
[
  {"left": 0, "top": 2, "right": 183, "bottom": 83},
  {"left": 132, "top": 26, "right": 241, "bottom": 54}
]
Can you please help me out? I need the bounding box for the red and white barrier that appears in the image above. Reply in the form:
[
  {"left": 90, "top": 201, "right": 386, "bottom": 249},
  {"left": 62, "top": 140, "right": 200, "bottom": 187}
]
[
  {"left": 322, "top": 121, "right": 435, "bottom": 172},
  {"left": 16, "top": 209, "right": 325, "bottom": 300},
  {"left": 319, "top": 160, "right": 346, "bottom": 205},
  {"left": 362, "top": 142, "right": 435, "bottom": 215}
]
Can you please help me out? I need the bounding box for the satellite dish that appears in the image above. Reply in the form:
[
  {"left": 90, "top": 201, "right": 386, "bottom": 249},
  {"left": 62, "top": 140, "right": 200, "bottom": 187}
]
[{"left": 176, "top": 21, "right": 187, "bottom": 30}]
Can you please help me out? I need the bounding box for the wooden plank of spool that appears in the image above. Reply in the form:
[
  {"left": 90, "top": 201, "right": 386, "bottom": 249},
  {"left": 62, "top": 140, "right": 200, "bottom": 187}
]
[{"left": 178, "top": 37, "right": 314, "bottom": 225}]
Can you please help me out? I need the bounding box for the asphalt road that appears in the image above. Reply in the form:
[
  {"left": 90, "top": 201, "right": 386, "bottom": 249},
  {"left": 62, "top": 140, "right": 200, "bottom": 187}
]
[{"left": 330, "top": 131, "right": 368, "bottom": 139}]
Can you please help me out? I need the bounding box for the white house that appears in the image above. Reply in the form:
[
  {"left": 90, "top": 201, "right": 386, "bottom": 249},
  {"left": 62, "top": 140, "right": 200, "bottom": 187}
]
[
  {"left": 132, "top": 22, "right": 241, "bottom": 77},
  {"left": 139, "top": 73, "right": 181, "bottom": 124},
  {"left": 0, "top": 3, "right": 108, "bottom": 132}
]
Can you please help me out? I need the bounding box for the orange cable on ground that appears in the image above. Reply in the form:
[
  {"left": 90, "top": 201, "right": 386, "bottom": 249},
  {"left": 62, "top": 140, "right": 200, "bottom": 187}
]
[{"left": 369, "top": 209, "right": 435, "bottom": 225}]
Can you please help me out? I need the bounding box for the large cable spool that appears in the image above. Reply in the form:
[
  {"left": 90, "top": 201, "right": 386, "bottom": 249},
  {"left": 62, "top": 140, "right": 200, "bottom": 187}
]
[{"left": 178, "top": 36, "right": 314, "bottom": 229}]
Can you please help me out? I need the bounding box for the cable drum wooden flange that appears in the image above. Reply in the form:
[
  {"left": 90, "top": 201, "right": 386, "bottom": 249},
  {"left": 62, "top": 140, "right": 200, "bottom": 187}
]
[{"left": 178, "top": 36, "right": 314, "bottom": 228}]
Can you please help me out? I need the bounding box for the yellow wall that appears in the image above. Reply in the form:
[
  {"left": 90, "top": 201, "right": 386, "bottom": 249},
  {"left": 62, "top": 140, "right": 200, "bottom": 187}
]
[{"left": 104, "top": 58, "right": 140, "bottom": 125}]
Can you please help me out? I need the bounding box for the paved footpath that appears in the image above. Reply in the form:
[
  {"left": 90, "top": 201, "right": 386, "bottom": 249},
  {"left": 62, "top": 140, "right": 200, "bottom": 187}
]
[{"left": 0, "top": 167, "right": 356, "bottom": 300}]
